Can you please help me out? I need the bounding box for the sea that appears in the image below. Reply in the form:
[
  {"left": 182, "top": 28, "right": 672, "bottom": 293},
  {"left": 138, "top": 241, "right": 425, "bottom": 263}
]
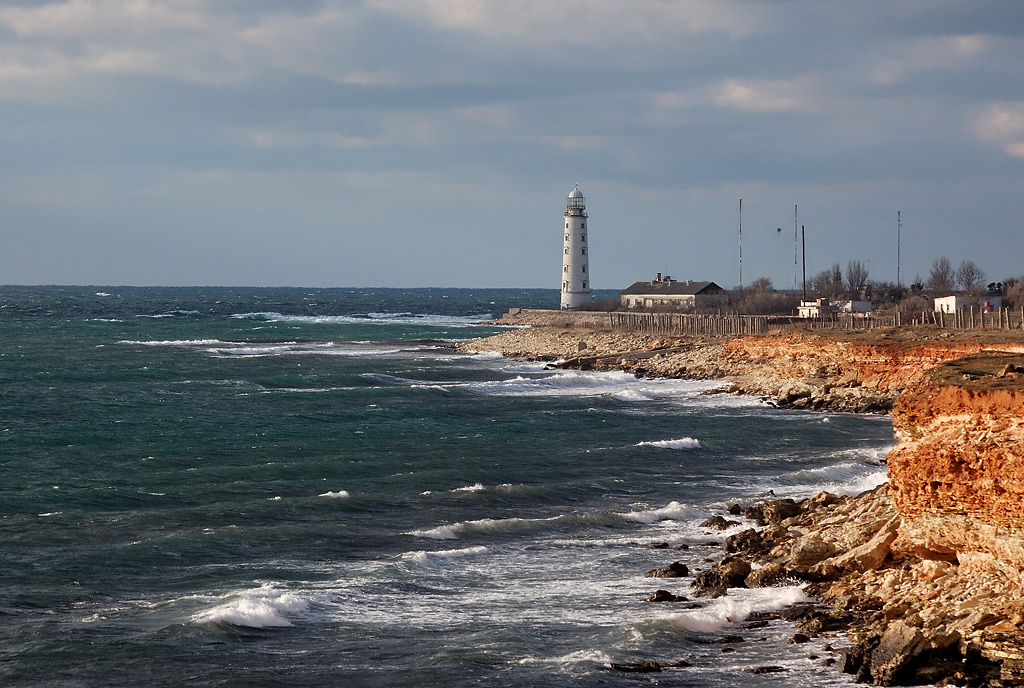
[{"left": 0, "top": 286, "right": 894, "bottom": 687}]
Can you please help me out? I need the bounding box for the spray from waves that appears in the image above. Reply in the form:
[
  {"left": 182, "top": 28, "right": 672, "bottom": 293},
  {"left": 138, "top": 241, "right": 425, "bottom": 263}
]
[
  {"left": 400, "top": 545, "right": 490, "bottom": 566},
  {"left": 635, "top": 438, "right": 701, "bottom": 450},
  {"left": 406, "top": 511, "right": 626, "bottom": 540},
  {"left": 231, "top": 312, "right": 493, "bottom": 327},
  {"left": 191, "top": 584, "right": 309, "bottom": 628},
  {"left": 657, "top": 586, "right": 809, "bottom": 633},
  {"left": 318, "top": 490, "right": 350, "bottom": 499},
  {"left": 466, "top": 370, "right": 721, "bottom": 400},
  {"left": 119, "top": 339, "right": 226, "bottom": 347},
  {"left": 617, "top": 501, "right": 704, "bottom": 524}
]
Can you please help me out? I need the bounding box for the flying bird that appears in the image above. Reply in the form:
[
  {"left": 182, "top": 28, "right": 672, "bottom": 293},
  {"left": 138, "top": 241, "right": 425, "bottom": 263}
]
[{"left": 776, "top": 227, "right": 782, "bottom": 233}]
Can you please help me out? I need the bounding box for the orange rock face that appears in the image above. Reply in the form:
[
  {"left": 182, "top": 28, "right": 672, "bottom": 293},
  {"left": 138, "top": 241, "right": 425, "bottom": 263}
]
[{"left": 889, "top": 354, "right": 1024, "bottom": 526}]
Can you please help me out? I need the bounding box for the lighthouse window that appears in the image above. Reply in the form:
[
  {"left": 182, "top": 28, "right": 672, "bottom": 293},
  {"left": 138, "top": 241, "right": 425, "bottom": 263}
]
[
  {"left": 582, "top": 223, "right": 586, "bottom": 229},
  {"left": 565, "top": 222, "right": 569, "bottom": 229},
  {"left": 581, "top": 247, "right": 586, "bottom": 255},
  {"left": 564, "top": 247, "right": 569, "bottom": 254},
  {"left": 581, "top": 265, "right": 587, "bottom": 273},
  {"left": 563, "top": 265, "right": 568, "bottom": 273},
  {"left": 583, "top": 281, "right": 588, "bottom": 289},
  {"left": 565, "top": 234, "right": 569, "bottom": 242},
  {"left": 581, "top": 234, "right": 586, "bottom": 242}
]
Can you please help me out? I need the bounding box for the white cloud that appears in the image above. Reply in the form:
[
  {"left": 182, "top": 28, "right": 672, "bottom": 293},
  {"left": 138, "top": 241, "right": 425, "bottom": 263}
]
[
  {"left": 972, "top": 104, "right": 1024, "bottom": 141},
  {"left": 368, "top": 0, "right": 762, "bottom": 45},
  {"left": 711, "top": 77, "right": 820, "bottom": 113}
]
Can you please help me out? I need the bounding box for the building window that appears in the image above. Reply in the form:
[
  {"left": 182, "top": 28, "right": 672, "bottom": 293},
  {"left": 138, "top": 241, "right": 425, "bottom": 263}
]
[
  {"left": 564, "top": 247, "right": 568, "bottom": 254},
  {"left": 581, "top": 265, "right": 587, "bottom": 273},
  {"left": 582, "top": 223, "right": 586, "bottom": 229},
  {"left": 581, "top": 247, "right": 586, "bottom": 255},
  {"left": 565, "top": 222, "right": 569, "bottom": 229},
  {"left": 565, "top": 234, "right": 569, "bottom": 241},
  {"left": 563, "top": 265, "right": 568, "bottom": 273},
  {"left": 582, "top": 281, "right": 588, "bottom": 289},
  {"left": 562, "top": 281, "right": 567, "bottom": 291},
  {"left": 581, "top": 234, "right": 586, "bottom": 242}
]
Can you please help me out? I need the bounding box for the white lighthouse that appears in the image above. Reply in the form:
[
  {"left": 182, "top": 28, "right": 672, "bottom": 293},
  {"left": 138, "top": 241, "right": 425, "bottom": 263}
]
[{"left": 560, "top": 185, "right": 591, "bottom": 309}]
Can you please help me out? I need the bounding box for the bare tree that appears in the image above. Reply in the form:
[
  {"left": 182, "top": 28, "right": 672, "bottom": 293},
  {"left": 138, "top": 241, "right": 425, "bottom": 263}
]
[
  {"left": 845, "top": 260, "right": 870, "bottom": 300},
  {"left": 810, "top": 263, "right": 844, "bottom": 300},
  {"left": 956, "top": 260, "right": 986, "bottom": 295},
  {"left": 748, "top": 276, "right": 774, "bottom": 292},
  {"left": 927, "top": 257, "right": 955, "bottom": 295}
]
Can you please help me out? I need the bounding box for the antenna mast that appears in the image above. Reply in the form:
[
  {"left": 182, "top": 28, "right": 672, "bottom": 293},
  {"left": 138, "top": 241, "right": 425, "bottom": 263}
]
[
  {"left": 738, "top": 199, "right": 743, "bottom": 289},
  {"left": 794, "top": 204, "right": 798, "bottom": 291},
  {"left": 897, "top": 210, "right": 902, "bottom": 287}
]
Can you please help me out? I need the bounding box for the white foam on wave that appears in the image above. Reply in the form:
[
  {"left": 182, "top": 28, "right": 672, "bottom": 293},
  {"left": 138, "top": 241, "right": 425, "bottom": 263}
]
[
  {"left": 318, "top": 490, "right": 350, "bottom": 499},
  {"left": 119, "top": 339, "right": 225, "bottom": 347},
  {"left": 401, "top": 545, "right": 490, "bottom": 566},
  {"left": 231, "top": 311, "right": 492, "bottom": 328},
  {"left": 635, "top": 437, "right": 701, "bottom": 450},
  {"left": 452, "top": 483, "right": 485, "bottom": 493},
  {"left": 191, "top": 584, "right": 309, "bottom": 628},
  {"left": 661, "top": 586, "right": 809, "bottom": 633},
  {"left": 467, "top": 370, "right": 721, "bottom": 400},
  {"left": 406, "top": 512, "right": 613, "bottom": 540},
  {"left": 518, "top": 648, "right": 614, "bottom": 668},
  {"left": 618, "top": 500, "right": 702, "bottom": 524}
]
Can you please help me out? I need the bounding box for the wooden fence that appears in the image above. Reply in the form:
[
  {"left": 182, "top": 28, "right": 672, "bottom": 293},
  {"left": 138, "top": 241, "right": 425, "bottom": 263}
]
[
  {"left": 905, "top": 307, "right": 1024, "bottom": 331},
  {"left": 608, "top": 312, "right": 769, "bottom": 336},
  {"left": 605, "top": 308, "right": 1023, "bottom": 337}
]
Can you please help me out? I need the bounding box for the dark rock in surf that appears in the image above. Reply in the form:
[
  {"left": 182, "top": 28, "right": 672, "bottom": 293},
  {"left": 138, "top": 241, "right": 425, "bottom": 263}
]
[
  {"left": 700, "top": 515, "right": 740, "bottom": 530},
  {"left": 644, "top": 561, "right": 689, "bottom": 578}
]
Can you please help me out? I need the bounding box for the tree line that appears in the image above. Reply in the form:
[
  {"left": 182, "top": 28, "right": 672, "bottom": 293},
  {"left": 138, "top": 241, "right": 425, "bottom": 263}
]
[{"left": 729, "top": 257, "right": 1024, "bottom": 316}]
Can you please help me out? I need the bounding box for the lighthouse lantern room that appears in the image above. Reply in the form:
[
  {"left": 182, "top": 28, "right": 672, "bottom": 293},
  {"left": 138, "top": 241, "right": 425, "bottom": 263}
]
[{"left": 560, "top": 185, "right": 591, "bottom": 309}]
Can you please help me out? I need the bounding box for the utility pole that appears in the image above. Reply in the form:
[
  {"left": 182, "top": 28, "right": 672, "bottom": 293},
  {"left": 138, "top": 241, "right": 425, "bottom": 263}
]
[
  {"left": 794, "top": 205, "right": 798, "bottom": 291},
  {"left": 801, "top": 225, "right": 807, "bottom": 303}
]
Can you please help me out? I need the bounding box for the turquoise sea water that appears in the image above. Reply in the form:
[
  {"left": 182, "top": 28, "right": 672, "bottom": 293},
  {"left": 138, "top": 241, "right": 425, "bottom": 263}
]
[{"left": 0, "top": 287, "right": 893, "bottom": 687}]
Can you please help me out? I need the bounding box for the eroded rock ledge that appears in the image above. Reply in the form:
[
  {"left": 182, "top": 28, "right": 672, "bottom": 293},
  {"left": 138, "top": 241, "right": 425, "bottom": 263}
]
[
  {"left": 677, "top": 354, "right": 1024, "bottom": 686},
  {"left": 458, "top": 319, "right": 1021, "bottom": 414}
]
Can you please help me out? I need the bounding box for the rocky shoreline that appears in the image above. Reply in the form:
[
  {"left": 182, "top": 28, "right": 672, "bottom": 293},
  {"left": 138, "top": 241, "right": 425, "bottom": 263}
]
[{"left": 459, "top": 313, "right": 1024, "bottom": 686}]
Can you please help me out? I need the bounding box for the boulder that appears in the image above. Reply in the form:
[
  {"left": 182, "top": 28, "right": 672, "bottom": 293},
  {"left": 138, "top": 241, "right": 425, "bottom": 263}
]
[
  {"left": 699, "top": 515, "right": 740, "bottom": 530},
  {"left": 645, "top": 589, "right": 687, "bottom": 603},
  {"left": 644, "top": 561, "right": 689, "bottom": 578},
  {"left": 724, "top": 528, "right": 765, "bottom": 555},
  {"left": 745, "top": 562, "right": 792, "bottom": 588},
  {"left": 824, "top": 516, "right": 899, "bottom": 573},
  {"left": 790, "top": 536, "right": 837, "bottom": 568},
  {"left": 868, "top": 620, "right": 928, "bottom": 685},
  {"left": 692, "top": 556, "right": 751, "bottom": 590}
]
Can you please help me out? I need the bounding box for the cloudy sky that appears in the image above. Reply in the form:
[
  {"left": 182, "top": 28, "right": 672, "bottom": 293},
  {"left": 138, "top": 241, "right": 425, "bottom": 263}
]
[{"left": 1, "top": 0, "right": 1022, "bottom": 289}]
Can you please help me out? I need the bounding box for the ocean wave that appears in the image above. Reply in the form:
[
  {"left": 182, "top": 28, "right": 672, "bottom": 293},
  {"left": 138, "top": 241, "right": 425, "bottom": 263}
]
[
  {"left": 660, "top": 586, "right": 809, "bottom": 633},
  {"left": 466, "top": 370, "right": 720, "bottom": 400},
  {"left": 635, "top": 437, "right": 701, "bottom": 450},
  {"left": 191, "top": 584, "right": 309, "bottom": 628},
  {"left": 617, "top": 501, "right": 703, "bottom": 524},
  {"left": 119, "top": 339, "right": 226, "bottom": 347},
  {"left": 318, "top": 490, "right": 350, "bottom": 499},
  {"left": 406, "top": 512, "right": 615, "bottom": 540},
  {"left": 231, "top": 311, "right": 493, "bottom": 328},
  {"left": 401, "top": 545, "right": 490, "bottom": 566}
]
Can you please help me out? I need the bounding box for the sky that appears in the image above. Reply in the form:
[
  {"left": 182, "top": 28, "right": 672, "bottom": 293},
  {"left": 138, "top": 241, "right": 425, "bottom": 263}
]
[{"left": 1, "top": 0, "right": 1022, "bottom": 289}]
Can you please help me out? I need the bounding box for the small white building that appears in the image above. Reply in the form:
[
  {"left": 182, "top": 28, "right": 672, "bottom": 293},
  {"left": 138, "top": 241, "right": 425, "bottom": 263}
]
[
  {"left": 835, "top": 300, "right": 876, "bottom": 314},
  {"left": 797, "top": 298, "right": 837, "bottom": 318},
  {"left": 934, "top": 295, "right": 1003, "bottom": 313},
  {"left": 560, "top": 185, "right": 591, "bottom": 309}
]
